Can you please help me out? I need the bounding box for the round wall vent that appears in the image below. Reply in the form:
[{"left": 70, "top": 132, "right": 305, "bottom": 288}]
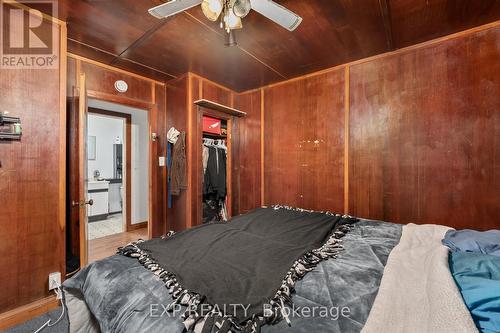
[{"left": 114, "top": 80, "right": 128, "bottom": 93}]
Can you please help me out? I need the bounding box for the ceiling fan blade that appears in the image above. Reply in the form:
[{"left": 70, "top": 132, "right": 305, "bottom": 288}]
[
  {"left": 149, "top": 0, "right": 203, "bottom": 19},
  {"left": 250, "top": 0, "right": 302, "bottom": 31}
]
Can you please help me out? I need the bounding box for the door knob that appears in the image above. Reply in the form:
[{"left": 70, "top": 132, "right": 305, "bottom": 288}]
[{"left": 72, "top": 199, "right": 94, "bottom": 207}]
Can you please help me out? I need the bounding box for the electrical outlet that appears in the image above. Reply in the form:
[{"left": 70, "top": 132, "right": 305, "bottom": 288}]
[
  {"left": 48, "top": 272, "right": 61, "bottom": 291},
  {"left": 159, "top": 156, "right": 165, "bottom": 167}
]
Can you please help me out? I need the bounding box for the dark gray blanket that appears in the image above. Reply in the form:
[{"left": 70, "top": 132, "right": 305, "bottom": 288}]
[
  {"left": 119, "top": 207, "right": 355, "bottom": 331},
  {"left": 63, "top": 219, "right": 402, "bottom": 333}
]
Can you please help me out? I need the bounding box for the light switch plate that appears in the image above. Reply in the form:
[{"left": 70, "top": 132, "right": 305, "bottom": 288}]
[{"left": 159, "top": 156, "right": 165, "bottom": 167}]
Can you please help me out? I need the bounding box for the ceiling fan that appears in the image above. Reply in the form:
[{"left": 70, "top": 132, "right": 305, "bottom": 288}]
[{"left": 148, "top": 0, "right": 302, "bottom": 46}]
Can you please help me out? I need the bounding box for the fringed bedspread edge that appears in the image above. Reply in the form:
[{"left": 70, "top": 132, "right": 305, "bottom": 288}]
[{"left": 118, "top": 205, "right": 356, "bottom": 333}]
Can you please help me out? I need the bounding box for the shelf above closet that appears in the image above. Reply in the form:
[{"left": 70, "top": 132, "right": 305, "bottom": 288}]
[
  {"left": 203, "top": 131, "right": 227, "bottom": 139},
  {"left": 194, "top": 99, "right": 246, "bottom": 117}
]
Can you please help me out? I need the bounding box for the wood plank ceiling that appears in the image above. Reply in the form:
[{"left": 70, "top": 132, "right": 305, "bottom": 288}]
[{"left": 52, "top": 0, "right": 500, "bottom": 91}]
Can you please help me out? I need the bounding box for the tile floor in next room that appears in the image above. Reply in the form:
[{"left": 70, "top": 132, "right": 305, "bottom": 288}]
[{"left": 88, "top": 213, "right": 124, "bottom": 240}]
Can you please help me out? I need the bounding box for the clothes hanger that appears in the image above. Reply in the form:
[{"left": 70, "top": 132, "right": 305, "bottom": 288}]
[
  {"left": 203, "top": 138, "right": 214, "bottom": 146},
  {"left": 216, "top": 139, "right": 227, "bottom": 150}
]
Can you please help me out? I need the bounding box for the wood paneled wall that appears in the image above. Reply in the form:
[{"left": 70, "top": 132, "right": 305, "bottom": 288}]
[
  {"left": 163, "top": 22, "right": 499, "bottom": 232},
  {"left": 348, "top": 26, "right": 499, "bottom": 229},
  {"left": 166, "top": 75, "right": 189, "bottom": 231},
  {"left": 263, "top": 71, "right": 346, "bottom": 213},
  {"left": 0, "top": 13, "right": 66, "bottom": 316},
  {"left": 233, "top": 90, "right": 263, "bottom": 214},
  {"left": 257, "top": 23, "right": 499, "bottom": 231}
]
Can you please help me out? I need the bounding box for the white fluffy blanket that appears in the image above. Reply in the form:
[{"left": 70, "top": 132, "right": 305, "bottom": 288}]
[{"left": 362, "top": 223, "right": 478, "bottom": 333}]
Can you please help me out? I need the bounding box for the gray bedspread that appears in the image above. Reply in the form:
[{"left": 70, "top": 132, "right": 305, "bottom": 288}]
[{"left": 63, "top": 219, "right": 402, "bottom": 333}]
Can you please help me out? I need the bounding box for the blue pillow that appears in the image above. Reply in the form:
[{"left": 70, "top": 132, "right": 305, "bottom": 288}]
[
  {"left": 443, "top": 230, "right": 500, "bottom": 256},
  {"left": 449, "top": 252, "right": 500, "bottom": 333}
]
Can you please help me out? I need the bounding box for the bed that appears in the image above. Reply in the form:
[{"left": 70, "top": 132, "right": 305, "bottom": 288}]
[{"left": 63, "top": 206, "right": 484, "bottom": 333}]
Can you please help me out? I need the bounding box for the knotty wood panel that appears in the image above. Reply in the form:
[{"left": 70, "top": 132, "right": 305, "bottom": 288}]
[
  {"left": 263, "top": 70, "right": 345, "bottom": 213},
  {"left": 0, "top": 20, "right": 65, "bottom": 313},
  {"left": 233, "top": 90, "right": 263, "bottom": 214},
  {"left": 349, "top": 26, "right": 500, "bottom": 230}
]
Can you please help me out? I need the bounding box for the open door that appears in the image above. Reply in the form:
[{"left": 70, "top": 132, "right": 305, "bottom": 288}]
[
  {"left": 68, "top": 73, "right": 91, "bottom": 271},
  {"left": 76, "top": 73, "right": 91, "bottom": 266}
]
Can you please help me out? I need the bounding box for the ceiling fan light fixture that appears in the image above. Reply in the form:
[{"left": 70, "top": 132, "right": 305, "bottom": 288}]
[
  {"left": 233, "top": 0, "right": 251, "bottom": 18},
  {"left": 225, "top": 30, "right": 237, "bottom": 47},
  {"left": 201, "top": 0, "right": 223, "bottom": 21},
  {"left": 224, "top": 9, "right": 242, "bottom": 29}
]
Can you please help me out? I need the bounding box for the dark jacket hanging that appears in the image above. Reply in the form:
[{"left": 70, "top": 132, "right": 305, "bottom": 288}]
[
  {"left": 170, "top": 131, "right": 187, "bottom": 196},
  {"left": 203, "top": 146, "right": 226, "bottom": 199}
]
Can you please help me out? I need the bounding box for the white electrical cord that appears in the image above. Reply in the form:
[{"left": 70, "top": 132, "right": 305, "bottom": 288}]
[{"left": 33, "top": 286, "right": 65, "bottom": 333}]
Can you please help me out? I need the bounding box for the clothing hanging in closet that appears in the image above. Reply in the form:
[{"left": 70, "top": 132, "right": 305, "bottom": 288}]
[
  {"left": 202, "top": 139, "right": 227, "bottom": 223},
  {"left": 203, "top": 146, "right": 226, "bottom": 199}
]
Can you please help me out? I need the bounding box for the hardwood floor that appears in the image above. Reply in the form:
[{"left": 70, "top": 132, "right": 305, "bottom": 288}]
[{"left": 88, "top": 227, "right": 148, "bottom": 263}]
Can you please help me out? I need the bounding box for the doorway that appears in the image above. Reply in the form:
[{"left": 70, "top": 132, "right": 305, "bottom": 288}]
[
  {"left": 86, "top": 100, "right": 150, "bottom": 263},
  {"left": 66, "top": 72, "right": 153, "bottom": 274},
  {"left": 196, "top": 106, "right": 234, "bottom": 226},
  {"left": 86, "top": 110, "right": 128, "bottom": 240}
]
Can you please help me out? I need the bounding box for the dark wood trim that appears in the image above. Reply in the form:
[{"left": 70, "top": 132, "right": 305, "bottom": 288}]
[
  {"left": 0, "top": 296, "right": 59, "bottom": 331},
  {"left": 88, "top": 107, "right": 132, "bottom": 233},
  {"left": 127, "top": 221, "right": 148, "bottom": 231},
  {"left": 78, "top": 73, "right": 88, "bottom": 268},
  {"left": 87, "top": 90, "right": 153, "bottom": 110},
  {"left": 186, "top": 74, "right": 193, "bottom": 229},
  {"left": 260, "top": 89, "right": 265, "bottom": 206},
  {"left": 148, "top": 83, "right": 155, "bottom": 239},
  {"left": 59, "top": 22, "right": 68, "bottom": 281},
  {"left": 226, "top": 119, "right": 232, "bottom": 217},
  {"left": 344, "top": 66, "right": 350, "bottom": 215}
]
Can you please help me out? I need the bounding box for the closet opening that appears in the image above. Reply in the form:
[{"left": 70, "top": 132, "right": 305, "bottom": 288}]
[
  {"left": 202, "top": 115, "right": 230, "bottom": 223},
  {"left": 193, "top": 99, "right": 246, "bottom": 227}
]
